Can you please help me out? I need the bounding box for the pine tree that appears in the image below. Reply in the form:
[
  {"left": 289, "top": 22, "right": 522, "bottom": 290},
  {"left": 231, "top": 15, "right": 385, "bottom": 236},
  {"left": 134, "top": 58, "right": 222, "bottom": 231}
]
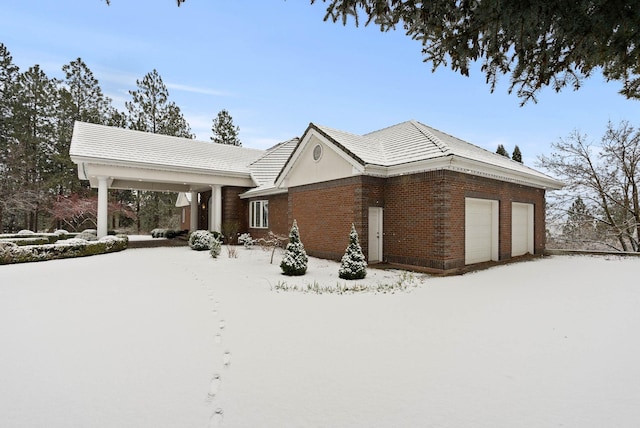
[
  {"left": 126, "top": 69, "right": 193, "bottom": 138},
  {"left": 512, "top": 145, "right": 523, "bottom": 163},
  {"left": 125, "top": 69, "right": 194, "bottom": 232},
  {"left": 280, "top": 220, "right": 308, "bottom": 276},
  {"left": 12, "top": 65, "right": 61, "bottom": 231},
  {"left": 496, "top": 144, "right": 510, "bottom": 158},
  {"left": 210, "top": 109, "right": 241, "bottom": 146},
  {"left": 562, "top": 196, "right": 593, "bottom": 239},
  {"left": 339, "top": 224, "right": 367, "bottom": 280},
  {"left": 0, "top": 43, "right": 19, "bottom": 232}
]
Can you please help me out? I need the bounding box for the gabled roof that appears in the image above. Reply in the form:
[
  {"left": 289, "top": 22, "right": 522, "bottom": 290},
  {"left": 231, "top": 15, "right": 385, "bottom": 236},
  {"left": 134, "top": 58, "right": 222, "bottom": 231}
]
[
  {"left": 249, "top": 138, "right": 300, "bottom": 186},
  {"left": 277, "top": 120, "right": 563, "bottom": 190},
  {"left": 70, "top": 121, "right": 264, "bottom": 176},
  {"left": 240, "top": 138, "right": 299, "bottom": 198}
]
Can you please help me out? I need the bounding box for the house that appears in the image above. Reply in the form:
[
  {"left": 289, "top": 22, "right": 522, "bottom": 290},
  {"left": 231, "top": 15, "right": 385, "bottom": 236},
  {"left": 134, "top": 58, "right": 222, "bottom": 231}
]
[{"left": 70, "top": 120, "right": 562, "bottom": 274}]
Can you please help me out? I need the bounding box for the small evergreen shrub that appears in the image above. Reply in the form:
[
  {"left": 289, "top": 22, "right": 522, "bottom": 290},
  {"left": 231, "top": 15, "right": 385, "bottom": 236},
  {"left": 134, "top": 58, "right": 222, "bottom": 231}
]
[
  {"left": 280, "top": 220, "right": 308, "bottom": 276},
  {"left": 17, "top": 230, "right": 35, "bottom": 236},
  {"left": 238, "top": 233, "right": 254, "bottom": 248},
  {"left": 189, "top": 230, "right": 213, "bottom": 251},
  {"left": 210, "top": 236, "right": 222, "bottom": 258},
  {"left": 339, "top": 224, "right": 367, "bottom": 280}
]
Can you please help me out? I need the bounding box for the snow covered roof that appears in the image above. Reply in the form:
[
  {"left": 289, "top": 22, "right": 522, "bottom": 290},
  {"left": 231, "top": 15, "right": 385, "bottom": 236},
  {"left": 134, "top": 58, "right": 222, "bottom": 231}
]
[
  {"left": 175, "top": 192, "right": 191, "bottom": 207},
  {"left": 70, "top": 121, "right": 264, "bottom": 176},
  {"left": 240, "top": 138, "right": 300, "bottom": 198},
  {"left": 249, "top": 138, "right": 299, "bottom": 186},
  {"left": 278, "top": 120, "right": 563, "bottom": 190}
]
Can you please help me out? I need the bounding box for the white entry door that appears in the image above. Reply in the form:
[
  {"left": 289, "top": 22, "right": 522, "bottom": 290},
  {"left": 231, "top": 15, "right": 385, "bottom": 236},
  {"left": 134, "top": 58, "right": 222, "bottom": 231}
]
[{"left": 368, "top": 207, "right": 383, "bottom": 263}]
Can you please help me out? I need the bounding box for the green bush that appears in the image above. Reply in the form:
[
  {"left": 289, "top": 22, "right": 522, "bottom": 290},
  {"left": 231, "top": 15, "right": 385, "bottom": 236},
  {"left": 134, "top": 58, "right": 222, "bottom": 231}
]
[
  {"left": 189, "top": 230, "right": 213, "bottom": 251},
  {"left": 210, "top": 236, "right": 222, "bottom": 258},
  {"left": 0, "top": 234, "right": 60, "bottom": 246},
  {"left": 0, "top": 235, "right": 128, "bottom": 265},
  {"left": 280, "top": 220, "right": 308, "bottom": 276}
]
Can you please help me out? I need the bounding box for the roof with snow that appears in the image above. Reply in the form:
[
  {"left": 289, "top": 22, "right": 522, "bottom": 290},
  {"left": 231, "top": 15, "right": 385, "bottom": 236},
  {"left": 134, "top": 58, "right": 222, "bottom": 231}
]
[
  {"left": 70, "top": 121, "right": 264, "bottom": 176},
  {"left": 280, "top": 120, "right": 562, "bottom": 189},
  {"left": 249, "top": 138, "right": 300, "bottom": 186},
  {"left": 239, "top": 137, "right": 300, "bottom": 198}
]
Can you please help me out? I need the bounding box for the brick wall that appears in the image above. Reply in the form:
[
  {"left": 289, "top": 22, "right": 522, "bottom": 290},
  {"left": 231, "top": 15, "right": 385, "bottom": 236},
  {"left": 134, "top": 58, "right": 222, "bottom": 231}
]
[
  {"left": 445, "top": 171, "right": 545, "bottom": 269},
  {"left": 289, "top": 177, "right": 369, "bottom": 260},
  {"left": 222, "top": 186, "right": 249, "bottom": 232},
  {"left": 383, "top": 170, "right": 449, "bottom": 270},
  {"left": 246, "top": 193, "right": 289, "bottom": 240},
  {"left": 285, "top": 170, "right": 546, "bottom": 273}
]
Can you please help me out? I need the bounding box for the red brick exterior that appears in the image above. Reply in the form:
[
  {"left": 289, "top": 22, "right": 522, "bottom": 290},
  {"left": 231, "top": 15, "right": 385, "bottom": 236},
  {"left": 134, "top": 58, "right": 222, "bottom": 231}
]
[
  {"left": 222, "top": 186, "right": 249, "bottom": 232},
  {"left": 224, "top": 170, "right": 546, "bottom": 273},
  {"left": 246, "top": 193, "right": 289, "bottom": 239},
  {"left": 284, "top": 170, "right": 545, "bottom": 272},
  {"left": 384, "top": 170, "right": 545, "bottom": 271}
]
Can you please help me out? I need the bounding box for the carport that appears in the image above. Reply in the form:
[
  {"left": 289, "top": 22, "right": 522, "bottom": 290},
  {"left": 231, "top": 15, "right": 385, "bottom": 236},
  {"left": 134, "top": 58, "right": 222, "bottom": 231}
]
[{"left": 69, "top": 121, "right": 264, "bottom": 237}]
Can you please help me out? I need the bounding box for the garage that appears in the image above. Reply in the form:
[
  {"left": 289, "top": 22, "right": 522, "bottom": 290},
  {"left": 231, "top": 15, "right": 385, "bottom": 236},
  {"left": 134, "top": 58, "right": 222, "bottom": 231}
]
[
  {"left": 465, "top": 198, "right": 499, "bottom": 264},
  {"left": 512, "top": 202, "right": 534, "bottom": 256}
]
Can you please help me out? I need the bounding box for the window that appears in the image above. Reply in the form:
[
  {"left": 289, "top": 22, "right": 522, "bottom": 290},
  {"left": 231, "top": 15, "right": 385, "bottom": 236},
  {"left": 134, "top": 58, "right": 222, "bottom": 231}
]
[{"left": 250, "top": 200, "right": 269, "bottom": 228}]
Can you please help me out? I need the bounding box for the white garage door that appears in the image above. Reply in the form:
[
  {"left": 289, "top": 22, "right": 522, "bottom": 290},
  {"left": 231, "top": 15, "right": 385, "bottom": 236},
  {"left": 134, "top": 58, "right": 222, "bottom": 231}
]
[
  {"left": 465, "top": 198, "right": 499, "bottom": 265},
  {"left": 512, "top": 202, "right": 534, "bottom": 256}
]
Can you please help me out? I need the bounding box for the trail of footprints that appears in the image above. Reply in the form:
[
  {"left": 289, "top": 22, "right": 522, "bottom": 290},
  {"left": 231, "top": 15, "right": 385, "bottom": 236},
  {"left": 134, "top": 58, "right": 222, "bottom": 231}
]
[
  {"left": 193, "top": 271, "right": 231, "bottom": 428},
  {"left": 184, "top": 266, "right": 232, "bottom": 427}
]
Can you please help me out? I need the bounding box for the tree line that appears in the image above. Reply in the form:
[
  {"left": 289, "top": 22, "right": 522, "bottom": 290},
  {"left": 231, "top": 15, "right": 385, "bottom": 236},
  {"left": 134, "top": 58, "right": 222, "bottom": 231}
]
[
  {"left": 538, "top": 121, "right": 640, "bottom": 252},
  {"left": 0, "top": 42, "right": 241, "bottom": 234}
]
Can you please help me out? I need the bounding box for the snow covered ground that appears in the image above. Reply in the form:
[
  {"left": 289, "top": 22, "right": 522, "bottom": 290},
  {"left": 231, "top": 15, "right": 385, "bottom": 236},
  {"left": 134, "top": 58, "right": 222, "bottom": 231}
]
[{"left": 1, "top": 246, "right": 639, "bottom": 428}]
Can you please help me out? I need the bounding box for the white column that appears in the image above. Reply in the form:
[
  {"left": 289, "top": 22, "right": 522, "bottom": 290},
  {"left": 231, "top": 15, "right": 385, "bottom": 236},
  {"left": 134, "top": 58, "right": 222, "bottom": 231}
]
[
  {"left": 189, "top": 191, "right": 198, "bottom": 232},
  {"left": 210, "top": 185, "right": 222, "bottom": 232},
  {"left": 97, "top": 176, "right": 109, "bottom": 238}
]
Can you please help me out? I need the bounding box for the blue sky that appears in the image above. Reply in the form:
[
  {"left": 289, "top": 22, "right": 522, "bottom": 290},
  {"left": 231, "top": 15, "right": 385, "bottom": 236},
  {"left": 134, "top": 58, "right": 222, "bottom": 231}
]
[{"left": 3, "top": 0, "right": 640, "bottom": 165}]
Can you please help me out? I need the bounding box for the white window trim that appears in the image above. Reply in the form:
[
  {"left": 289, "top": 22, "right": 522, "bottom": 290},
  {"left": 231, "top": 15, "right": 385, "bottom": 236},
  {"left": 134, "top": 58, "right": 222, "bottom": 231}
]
[{"left": 250, "top": 200, "right": 269, "bottom": 229}]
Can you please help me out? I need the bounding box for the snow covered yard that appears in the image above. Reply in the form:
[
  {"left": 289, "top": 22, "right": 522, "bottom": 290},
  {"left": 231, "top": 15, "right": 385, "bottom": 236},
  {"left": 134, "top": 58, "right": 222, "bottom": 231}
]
[{"left": 1, "top": 247, "right": 639, "bottom": 428}]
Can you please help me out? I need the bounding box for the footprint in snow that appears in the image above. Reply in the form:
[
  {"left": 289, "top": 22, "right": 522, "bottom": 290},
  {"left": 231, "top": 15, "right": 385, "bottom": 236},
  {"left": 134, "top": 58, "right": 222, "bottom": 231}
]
[
  {"left": 208, "top": 408, "right": 224, "bottom": 428},
  {"left": 219, "top": 319, "right": 226, "bottom": 330},
  {"left": 223, "top": 351, "right": 231, "bottom": 367},
  {"left": 214, "top": 333, "right": 222, "bottom": 344},
  {"left": 206, "top": 374, "right": 221, "bottom": 401}
]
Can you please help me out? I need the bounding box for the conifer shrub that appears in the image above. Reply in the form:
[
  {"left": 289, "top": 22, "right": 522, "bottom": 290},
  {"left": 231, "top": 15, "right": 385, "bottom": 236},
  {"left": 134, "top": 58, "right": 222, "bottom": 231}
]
[
  {"left": 339, "top": 224, "right": 367, "bottom": 280},
  {"left": 189, "top": 230, "right": 213, "bottom": 251},
  {"left": 238, "top": 233, "right": 254, "bottom": 248},
  {"left": 280, "top": 220, "right": 308, "bottom": 276},
  {"left": 210, "top": 236, "right": 222, "bottom": 258}
]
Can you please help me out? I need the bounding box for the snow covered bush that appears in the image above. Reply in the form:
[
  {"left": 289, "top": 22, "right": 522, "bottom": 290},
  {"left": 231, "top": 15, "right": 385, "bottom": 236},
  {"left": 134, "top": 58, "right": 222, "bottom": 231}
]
[
  {"left": 76, "top": 230, "right": 98, "bottom": 241},
  {"left": 17, "top": 230, "right": 35, "bottom": 236},
  {"left": 238, "top": 233, "right": 254, "bottom": 249},
  {"left": 210, "top": 236, "right": 222, "bottom": 258},
  {"left": 280, "top": 220, "right": 308, "bottom": 276},
  {"left": 339, "top": 224, "right": 367, "bottom": 280},
  {"left": 189, "top": 230, "right": 212, "bottom": 251},
  {"left": 151, "top": 228, "right": 166, "bottom": 238},
  {"left": 0, "top": 235, "right": 128, "bottom": 265}
]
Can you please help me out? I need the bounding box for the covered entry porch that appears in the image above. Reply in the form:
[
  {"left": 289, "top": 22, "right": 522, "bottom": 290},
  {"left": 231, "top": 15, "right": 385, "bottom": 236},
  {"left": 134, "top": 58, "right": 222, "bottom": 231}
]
[{"left": 69, "top": 122, "right": 263, "bottom": 237}]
